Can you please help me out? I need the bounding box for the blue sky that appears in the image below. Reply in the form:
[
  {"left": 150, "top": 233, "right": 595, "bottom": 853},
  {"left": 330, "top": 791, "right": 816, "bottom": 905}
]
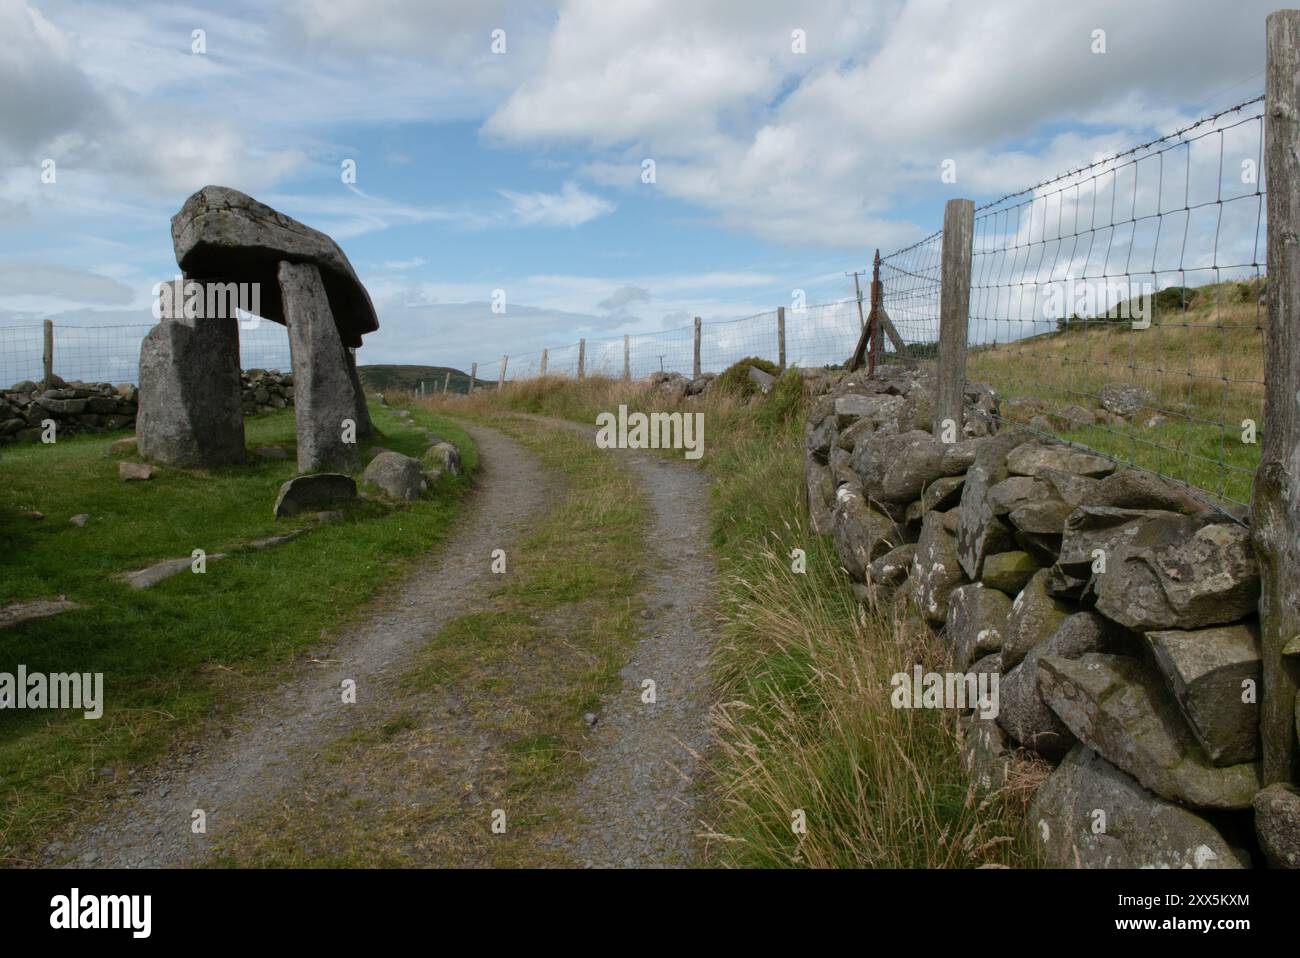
[{"left": 0, "top": 0, "right": 1281, "bottom": 374}]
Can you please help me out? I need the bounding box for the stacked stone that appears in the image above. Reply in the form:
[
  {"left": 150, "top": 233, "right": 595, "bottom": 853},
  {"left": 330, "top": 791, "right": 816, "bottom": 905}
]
[
  {"left": 0, "top": 371, "right": 304, "bottom": 448},
  {"left": 0, "top": 379, "right": 137, "bottom": 443},
  {"left": 241, "top": 369, "right": 295, "bottom": 415},
  {"left": 805, "top": 366, "right": 1291, "bottom": 869}
]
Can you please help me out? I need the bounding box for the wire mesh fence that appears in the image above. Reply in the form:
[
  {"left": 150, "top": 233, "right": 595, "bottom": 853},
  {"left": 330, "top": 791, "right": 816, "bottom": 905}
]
[
  {"left": 881, "top": 96, "right": 1267, "bottom": 510},
  {"left": 470, "top": 304, "right": 866, "bottom": 390},
  {"left": 0, "top": 320, "right": 294, "bottom": 388}
]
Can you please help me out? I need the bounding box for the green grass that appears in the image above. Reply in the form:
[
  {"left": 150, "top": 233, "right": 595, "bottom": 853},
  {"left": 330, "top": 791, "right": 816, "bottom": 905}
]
[
  {"left": 0, "top": 403, "right": 476, "bottom": 864},
  {"left": 968, "top": 277, "right": 1267, "bottom": 506}
]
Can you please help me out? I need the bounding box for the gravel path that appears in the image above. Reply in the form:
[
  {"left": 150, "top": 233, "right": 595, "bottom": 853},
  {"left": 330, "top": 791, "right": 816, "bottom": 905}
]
[
  {"left": 518, "top": 414, "right": 719, "bottom": 868},
  {"left": 42, "top": 423, "right": 554, "bottom": 868}
]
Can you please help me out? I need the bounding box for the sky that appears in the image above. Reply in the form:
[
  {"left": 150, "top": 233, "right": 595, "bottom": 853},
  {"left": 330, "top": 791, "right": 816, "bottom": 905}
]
[{"left": 0, "top": 0, "right": 1282, "bottom": 375}]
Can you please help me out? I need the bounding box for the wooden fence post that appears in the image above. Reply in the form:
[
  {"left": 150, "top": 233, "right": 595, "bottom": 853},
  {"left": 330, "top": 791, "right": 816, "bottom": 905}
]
[
  {"left": 470, "top": 362, "right": 477, "bottom": 392},
  {"left": 578, "top": 339, "right": 586, "bottom": 381},
  {"left": 540, "top": 348, "right": 548, "bottom": 376},
  {"left": 933, "top": 198, "right": 974, "bottom": 437},
  {"left": 1254, "top": 9, "right": 1300, "bottom": 785},
  {"left": 498, "top": 355, "right": 508, "bottom": 389},
  {"left": 443, "top": 371, "right": 451, "bottom": 393},
  {"left": 693, "top": 317, "right": 701, "bottom": 379},
  {"left": 42, "top": 319, "right": 54, "bottom": 389},
  {"left": 624, "top": 334, "right": 630, "bottom": 381},
  {"left": 777, "top": 306, "right": 786, "bottom": 370}
]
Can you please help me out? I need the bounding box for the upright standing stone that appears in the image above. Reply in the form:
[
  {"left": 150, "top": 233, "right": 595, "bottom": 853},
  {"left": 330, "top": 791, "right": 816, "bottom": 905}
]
[
  {"left": 280, "top": 262, "right": 361, "bottom": 473},
  {"left": 344, "top": 347, "right": 374, "bottom": 439},
  {"left": 136, "top": 279, "right": 245, "bottom": 467}
]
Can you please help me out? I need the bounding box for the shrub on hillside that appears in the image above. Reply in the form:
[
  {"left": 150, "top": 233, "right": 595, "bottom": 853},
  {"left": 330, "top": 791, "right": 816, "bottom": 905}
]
[
  {"left": 713, "top": 356, "right": 781, "bottom": 399},
  {"left": 755, "top": 368, "right": 806, "bottom": 429}
]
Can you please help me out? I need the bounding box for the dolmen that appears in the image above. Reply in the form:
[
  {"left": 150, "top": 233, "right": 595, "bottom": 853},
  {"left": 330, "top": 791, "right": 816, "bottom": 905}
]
[{"left": 137, "top": 185, "right": 377, "bottom": 472}]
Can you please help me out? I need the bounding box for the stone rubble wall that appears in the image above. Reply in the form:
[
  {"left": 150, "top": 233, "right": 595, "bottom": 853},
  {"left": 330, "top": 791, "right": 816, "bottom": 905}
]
[
  {"left": 0, "top": 369, "right": 295, "bottom": 445},
  {"left": 805, "top": 364, "right": 1297, "bottom": 868}
]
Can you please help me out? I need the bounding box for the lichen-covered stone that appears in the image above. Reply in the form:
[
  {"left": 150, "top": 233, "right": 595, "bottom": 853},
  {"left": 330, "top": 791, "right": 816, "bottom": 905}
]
[
  {"left": 981, "top": 550, "right": 1038, "bottom": 595},
  {"left": 910, "top": 509, "right": 967, "bottom": 626},
  {"left": 1145, "top": 623, "right": 1261, "bottom": 766},
  {"left": 1030, "top": 746, "right": 1248, "bottom": 868},
  {"left": 1037, "top": 653, "right": 1261, "bottom": 810},
  {"left": 1001, "top": 569, "right": 1072, "bottom": 671},
  {"left": 945, "top": 583, "right": 1012, "bottom": 671}
]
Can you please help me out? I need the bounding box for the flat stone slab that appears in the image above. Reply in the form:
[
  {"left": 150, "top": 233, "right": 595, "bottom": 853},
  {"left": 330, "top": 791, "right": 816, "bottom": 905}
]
[
  {"left": 115, "top": 554, "right": 227, "bottom": 590},
  {"left": 171, "top": 185, "right": 378, "bottom": 348},
  {"left": 0, "top": 597, "right": 82, "bottom": 631}
]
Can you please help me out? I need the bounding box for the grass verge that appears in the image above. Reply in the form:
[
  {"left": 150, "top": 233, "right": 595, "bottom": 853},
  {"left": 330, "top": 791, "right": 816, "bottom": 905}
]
[{"left": 0, "top": 403, "right": 475, "bottom": 864}]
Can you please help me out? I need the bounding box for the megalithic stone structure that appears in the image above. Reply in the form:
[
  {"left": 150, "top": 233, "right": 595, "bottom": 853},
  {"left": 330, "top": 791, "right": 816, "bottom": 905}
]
[
  {"left": 136, "top": 278, "right": 246, "bottom": 467},
  {"left": 140, "top": 185, "right": 380, "bottom": 470},
  {"left": 280, "top": 262, "right": 362, "bottom": 472}
]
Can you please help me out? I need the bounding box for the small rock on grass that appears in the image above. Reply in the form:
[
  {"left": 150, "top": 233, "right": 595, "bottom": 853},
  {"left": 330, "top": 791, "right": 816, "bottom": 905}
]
[
  {"left": 70, "top": 514, "right": 90, "bottom": 526},
  {"left": 118, "top": 461, "right": 153, "bottom": 481}
]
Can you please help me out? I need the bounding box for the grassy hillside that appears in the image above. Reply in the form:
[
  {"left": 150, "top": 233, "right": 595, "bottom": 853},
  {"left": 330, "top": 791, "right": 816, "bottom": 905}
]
[
  {"left": 968, "top": 277, "right": 1266, "bottom": 507},
  {"left": 359, "top": 364, "right": 474, "bottom": 395}
]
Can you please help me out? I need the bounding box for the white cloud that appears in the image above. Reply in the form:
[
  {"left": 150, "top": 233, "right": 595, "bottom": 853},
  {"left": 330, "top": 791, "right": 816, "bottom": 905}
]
[
  {"left": 486, "top": 0, "right": 1276, "bottom": 249},
  {"left": 498, "top": 181, "right": 615, "bottom": 226}
]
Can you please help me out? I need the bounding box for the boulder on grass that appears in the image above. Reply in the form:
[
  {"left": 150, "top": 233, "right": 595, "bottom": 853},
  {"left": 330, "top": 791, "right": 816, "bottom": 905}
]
[
  {"left": 273, "top": 473, "right": 356, "bottom": 517},
  {"left": 362, "top": 451, "right": 426, "bottom": 502},
  {"left": 422, "top": 441, "right": 461, "bottom": 477}
]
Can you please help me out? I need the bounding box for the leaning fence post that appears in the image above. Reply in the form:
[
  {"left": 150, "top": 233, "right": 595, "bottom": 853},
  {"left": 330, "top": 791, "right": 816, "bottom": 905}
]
[
  {"left": 42, "top": 319, "right": 54, "bottom": 389},
  {"left": 470, "top": 362, "right": 477, "bottom": 392},
  {"left": 540, "top": 348, "right": 548, "bottom": 376},
  {"left": 578, "top": 339, "right": 586, "bottom": 380},
  {"left": 499, "top": 355, "right": 508, "bottom": 389},
  {"left": 934, "top": 198, "right": 974, "bottom": 437},
  {"left": 693, "top": 317, "right": 701, "bottom": 379},
  {"left": 777, "top": 307, "right": 786, "bottom": 370},
  {"left": 623, "top": 334, "right": 630, "bottom": 381},
  {"left": 1254, "top": 9, "right": 1300, "bottom": 785},
  {"left": 443, "top": 371, "right": 451, "bottom": 393}
]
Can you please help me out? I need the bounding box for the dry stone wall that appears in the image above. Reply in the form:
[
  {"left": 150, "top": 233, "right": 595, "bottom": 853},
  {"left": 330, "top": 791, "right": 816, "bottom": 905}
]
[
  {"left": 0, "top": 370, "right": 295, "bottom": 446},
  {"left": 804, "top": 364, "right": 1295, "bottom": 868}
]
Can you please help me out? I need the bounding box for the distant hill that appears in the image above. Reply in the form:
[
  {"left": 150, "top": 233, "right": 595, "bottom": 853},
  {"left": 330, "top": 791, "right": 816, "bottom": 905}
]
[{"left": 358, "top": 364, "right": 474, "bottom": 395}]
